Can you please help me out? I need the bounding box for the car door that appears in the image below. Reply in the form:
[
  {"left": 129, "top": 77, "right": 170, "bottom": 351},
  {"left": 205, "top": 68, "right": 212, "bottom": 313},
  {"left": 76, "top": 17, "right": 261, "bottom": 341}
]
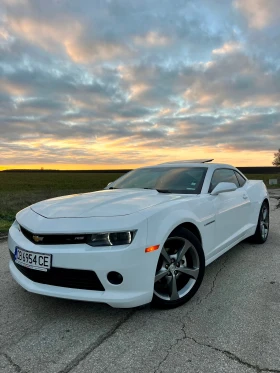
[{"left": 209, "top": 168, "right": 251, "bottom": 254}]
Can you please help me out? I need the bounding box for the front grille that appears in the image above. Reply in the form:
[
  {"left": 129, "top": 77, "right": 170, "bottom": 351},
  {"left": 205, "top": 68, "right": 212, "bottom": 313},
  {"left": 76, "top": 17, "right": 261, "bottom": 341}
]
[
  {"left": 10, "top": 251, "right": 105, "bottom": 291},
  {"left": 20, "top": 226, "right": 88, "bottom": 245}
]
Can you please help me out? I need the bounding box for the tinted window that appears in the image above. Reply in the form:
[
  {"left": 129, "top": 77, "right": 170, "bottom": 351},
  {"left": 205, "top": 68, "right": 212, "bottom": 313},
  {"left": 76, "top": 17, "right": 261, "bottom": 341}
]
[
  {"left": 113, "top": 167, "right": 207, "bottom": 194},
  {"left": 209, "top": 169, "right": 239, "bottom": 193},
  {"left": 235, "top": 171, "right": 246, "bottom": 187}
]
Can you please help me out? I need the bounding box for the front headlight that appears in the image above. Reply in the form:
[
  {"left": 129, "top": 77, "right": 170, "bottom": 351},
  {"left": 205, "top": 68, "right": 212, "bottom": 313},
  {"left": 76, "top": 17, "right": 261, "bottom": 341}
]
[
  {"left": 13, "top": 220, "right": 21, "bottom": 232},
  {"left": 87, "top": 230, "right": 137, "bottom": 247}
]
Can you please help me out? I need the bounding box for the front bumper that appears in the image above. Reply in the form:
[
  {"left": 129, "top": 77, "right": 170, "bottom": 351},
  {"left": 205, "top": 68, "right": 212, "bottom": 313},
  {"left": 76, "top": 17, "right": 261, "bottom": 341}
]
[{"left": 8, "top": 221, "right": 160, "bottom": 308}]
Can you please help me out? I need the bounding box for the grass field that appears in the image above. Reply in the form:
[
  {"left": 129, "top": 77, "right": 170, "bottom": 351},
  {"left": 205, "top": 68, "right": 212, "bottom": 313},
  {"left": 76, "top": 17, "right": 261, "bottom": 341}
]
[
  {"left": 0, "top": 171, "right": 279, "bottom": 236},
  {"left": 0, "top": 172, "right": 125, "bottom": 236}
]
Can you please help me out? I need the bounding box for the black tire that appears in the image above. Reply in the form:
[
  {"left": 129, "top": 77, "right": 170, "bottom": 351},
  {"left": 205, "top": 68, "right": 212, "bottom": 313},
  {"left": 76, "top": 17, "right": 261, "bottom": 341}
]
[
  {"left": 250, "top": 201, "right": 269, "bottom": 244},
  {"left": 152, "top": 227, "right": 205, "bottom": 309}
]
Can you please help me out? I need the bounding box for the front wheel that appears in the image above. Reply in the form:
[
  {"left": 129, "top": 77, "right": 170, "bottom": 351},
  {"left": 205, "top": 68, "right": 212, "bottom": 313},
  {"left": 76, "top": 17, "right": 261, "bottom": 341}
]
[{"left": 152, "top": 227, "right": 205, "bottom": 309}]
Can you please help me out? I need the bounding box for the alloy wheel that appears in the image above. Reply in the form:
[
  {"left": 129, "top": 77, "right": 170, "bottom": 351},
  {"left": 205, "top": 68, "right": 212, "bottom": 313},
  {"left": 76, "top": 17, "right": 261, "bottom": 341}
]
[
  {"left": 260, "top": 204, "right": 269, "bottom": 240},
  {"left": 154, "top": 236, "right": 200, "bottom": 301}
]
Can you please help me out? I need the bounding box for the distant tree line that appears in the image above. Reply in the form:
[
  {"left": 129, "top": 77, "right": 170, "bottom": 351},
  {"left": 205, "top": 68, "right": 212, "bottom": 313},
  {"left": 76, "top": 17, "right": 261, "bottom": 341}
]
[
  {"left": 2, "top": 167, "right": 280, "bottom": 174},
  {"left": 2, "top": 169, "right": 131, "bottom": 173}
]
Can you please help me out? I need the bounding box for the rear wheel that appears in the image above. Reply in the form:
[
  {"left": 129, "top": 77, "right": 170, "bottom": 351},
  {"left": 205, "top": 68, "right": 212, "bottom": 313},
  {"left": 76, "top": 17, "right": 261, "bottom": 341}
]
[
  {"left": 250, "top": 201, "right": 269, "bottom": 244},
  {"left": 152, "top": 227, "right": 205, "bottom": 309}
]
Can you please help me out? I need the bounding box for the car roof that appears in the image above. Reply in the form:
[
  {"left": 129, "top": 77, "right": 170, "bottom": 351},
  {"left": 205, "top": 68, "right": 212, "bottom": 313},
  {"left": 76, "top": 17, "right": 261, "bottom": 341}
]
[
  {"left": 160, "top": 159, "right": 214, "bottom": 164},
  {"left": 146, "top": 160, "right": 235, "bottom": 169}
]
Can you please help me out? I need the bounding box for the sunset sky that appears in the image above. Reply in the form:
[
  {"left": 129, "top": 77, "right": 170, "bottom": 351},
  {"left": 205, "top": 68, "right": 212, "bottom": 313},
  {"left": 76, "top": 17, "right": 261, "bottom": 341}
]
[{"left": 1, "top": 0, "right": 280, "bottom": 170}]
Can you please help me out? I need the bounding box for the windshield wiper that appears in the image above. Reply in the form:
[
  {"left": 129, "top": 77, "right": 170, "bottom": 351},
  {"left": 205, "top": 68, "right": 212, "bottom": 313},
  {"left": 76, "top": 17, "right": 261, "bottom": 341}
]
[
  {"left": 109, "top": 187, "right": 172, "bottom": 193},
  {"left": 155, "top": 189, "right": 172, "bottom": 193},
  {"left": 143, "top": 188, "right": 172, "bottom": 193}
]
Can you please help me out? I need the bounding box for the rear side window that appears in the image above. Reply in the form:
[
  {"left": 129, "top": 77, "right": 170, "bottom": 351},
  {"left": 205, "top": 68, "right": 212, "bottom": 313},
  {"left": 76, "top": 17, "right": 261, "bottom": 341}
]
[
  {"left": 209, "top": 169, "right": 239, "bottom": 193},
  {"left": 235, "top": 171, "right": 246, "bottom": 187}
]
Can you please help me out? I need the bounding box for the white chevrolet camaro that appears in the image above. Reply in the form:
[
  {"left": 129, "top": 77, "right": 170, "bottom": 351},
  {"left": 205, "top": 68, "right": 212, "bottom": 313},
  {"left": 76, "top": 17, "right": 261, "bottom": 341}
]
[{"left": 8, "top": 160, "right": 269, "bottom": 308}]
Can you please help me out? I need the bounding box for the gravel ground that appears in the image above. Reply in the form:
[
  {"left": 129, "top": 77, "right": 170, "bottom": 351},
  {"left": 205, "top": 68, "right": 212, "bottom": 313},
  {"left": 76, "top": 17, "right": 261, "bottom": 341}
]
[{"left": 0, "top": 191, "right": 279, "bottom": 373}]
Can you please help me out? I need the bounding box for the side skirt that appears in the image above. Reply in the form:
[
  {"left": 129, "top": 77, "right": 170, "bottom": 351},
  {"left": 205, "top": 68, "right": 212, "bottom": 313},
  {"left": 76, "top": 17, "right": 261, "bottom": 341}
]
[{"left": 205, "top": 228, "right": 255, "bottom": 267}]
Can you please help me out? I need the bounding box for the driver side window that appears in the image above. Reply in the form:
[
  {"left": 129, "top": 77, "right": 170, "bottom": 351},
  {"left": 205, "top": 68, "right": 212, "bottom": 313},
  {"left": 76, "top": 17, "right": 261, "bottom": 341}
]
[{"left": 209, "top": 169, "right": 239, "bottom": 193}]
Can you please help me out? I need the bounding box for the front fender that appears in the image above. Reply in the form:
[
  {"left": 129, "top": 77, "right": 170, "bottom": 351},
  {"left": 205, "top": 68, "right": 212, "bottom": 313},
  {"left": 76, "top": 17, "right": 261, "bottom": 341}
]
[
  {"left": 147, "top": 209, "right": 203, "bottom": 250},
  {"left": 246, "top": 181, "right": 269, "bottom": 225},
  {"left": 143, "top": 195, "right": 216, "bottom": 267}
]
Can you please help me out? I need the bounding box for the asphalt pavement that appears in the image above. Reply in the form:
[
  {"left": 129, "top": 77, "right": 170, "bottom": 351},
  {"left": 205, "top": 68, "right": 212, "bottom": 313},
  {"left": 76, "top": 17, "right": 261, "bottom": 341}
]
[{"left": 0, "top": 192, "right": 279, "bottom": 373}]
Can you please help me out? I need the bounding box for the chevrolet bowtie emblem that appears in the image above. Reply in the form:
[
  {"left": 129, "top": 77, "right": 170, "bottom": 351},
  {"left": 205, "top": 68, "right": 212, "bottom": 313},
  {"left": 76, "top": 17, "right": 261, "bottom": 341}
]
[{"left": 33, "top": 235, "right": 44, "bottom": 243}]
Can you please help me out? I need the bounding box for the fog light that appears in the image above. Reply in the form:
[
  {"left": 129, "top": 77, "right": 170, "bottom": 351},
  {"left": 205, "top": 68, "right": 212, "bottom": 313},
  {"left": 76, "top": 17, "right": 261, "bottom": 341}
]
[{"left": 107, "top": 271, "right": 123, "bottom": 285}]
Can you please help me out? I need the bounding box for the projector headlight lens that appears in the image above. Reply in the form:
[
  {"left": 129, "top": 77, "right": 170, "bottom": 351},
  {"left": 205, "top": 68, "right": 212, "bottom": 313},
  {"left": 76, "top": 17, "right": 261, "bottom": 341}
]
[{"left": 87, "top": 230, "right": 137, "bottom": 247}]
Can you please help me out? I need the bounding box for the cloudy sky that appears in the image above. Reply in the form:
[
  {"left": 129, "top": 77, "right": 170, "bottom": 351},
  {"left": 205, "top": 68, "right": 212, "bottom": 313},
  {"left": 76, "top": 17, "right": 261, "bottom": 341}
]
[{"left": 1, "top": 0, "right": 280, "bottom": 169}]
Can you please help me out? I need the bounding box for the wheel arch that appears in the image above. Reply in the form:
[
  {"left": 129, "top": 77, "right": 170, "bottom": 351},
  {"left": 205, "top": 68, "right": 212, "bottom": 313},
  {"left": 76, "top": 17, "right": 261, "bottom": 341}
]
[
  {"left": 261, "top": 197, "right": 270, "bottom": 217},
  {"left": 169, "top": 222, "right": 202, "bottom": 246},
  {"left": 258, "top": 197, "right": 270, "bottom": 216},
  {"left": 146, "top": 210, "right": 205, "bottom": 261},
  {"left": 263, "top": 197, "right": 269, "bottom": 207}
]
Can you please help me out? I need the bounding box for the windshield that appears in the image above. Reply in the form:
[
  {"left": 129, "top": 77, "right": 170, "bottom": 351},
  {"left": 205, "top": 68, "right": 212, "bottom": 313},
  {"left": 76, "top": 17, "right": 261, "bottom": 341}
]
[{"left": 112, "top": 167, "right": 207, "bottom": 194}]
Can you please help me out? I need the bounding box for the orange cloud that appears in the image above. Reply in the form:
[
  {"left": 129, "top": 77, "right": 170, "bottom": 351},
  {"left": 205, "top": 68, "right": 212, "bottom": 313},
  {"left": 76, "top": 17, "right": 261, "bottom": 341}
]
[
  {"left": 8, "top": 15, "right": 132, "bottom": 64},
  {"left": 129, "top": 83, "right": 150, "bottom": 98},
  {"left": 234, "top": 0, "right": 280, "bottom": 29},
  {"left": 0, "top": 80, "right": 30, "bottom": 96},
  {"left": 212, "top": 42, "right": 242, "bottom": 55},
  {"left": 64, "top": 40, "right": 131, "bottom": 64},
  {"left": 134, "top": 31, "right": 171, "bottom": 47},
  {"left": 8, "top": 16, "right": 82, "bottom": 53}
]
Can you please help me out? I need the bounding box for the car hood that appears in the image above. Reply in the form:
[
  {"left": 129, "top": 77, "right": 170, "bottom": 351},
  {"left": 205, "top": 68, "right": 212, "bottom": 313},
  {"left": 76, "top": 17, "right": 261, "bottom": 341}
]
[{"left": 30, "top": 189, "right": 187, "bottom": 218}]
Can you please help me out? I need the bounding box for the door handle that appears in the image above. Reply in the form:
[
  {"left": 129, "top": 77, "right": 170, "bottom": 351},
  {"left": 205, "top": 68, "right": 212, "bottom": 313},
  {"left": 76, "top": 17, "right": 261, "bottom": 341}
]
[{"left": 243, "top": 194, "right": 248, "bottom": 199}]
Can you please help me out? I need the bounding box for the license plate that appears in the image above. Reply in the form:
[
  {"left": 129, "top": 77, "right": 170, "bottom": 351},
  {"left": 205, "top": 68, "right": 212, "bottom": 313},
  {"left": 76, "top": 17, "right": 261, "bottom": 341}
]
[{"left": 14, "top": 247, "right": 52, "bottom": 272}]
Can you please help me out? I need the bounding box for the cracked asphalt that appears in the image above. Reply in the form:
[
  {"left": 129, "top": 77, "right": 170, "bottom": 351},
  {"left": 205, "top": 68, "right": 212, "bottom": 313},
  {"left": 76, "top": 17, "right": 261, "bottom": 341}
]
[{"left": 1, "top": 192, "right": 280, "bottom": 373}]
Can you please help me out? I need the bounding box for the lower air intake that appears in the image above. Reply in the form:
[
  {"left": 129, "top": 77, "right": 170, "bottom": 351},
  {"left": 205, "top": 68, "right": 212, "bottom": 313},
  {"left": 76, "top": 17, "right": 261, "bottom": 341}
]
[{"left": 10, "top": 251, "right": 105, "bottom": 291}]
